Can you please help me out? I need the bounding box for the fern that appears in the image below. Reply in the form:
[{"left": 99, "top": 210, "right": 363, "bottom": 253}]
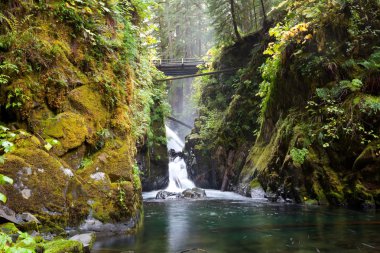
[
  {"left": 359, "top": 47, "right": 380, "bottom": 70},
  {"left": 0, "top": 12, "right": 35, "bottom": 34}
]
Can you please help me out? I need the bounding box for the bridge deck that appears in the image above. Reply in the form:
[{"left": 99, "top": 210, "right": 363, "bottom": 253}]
[{"left": 153, "top": 58, "right": 207, "bottom": 76}]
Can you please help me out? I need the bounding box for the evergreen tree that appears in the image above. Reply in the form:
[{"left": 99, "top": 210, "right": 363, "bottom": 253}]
[
  {"left": 153, "top": 0, "right": 213, "bottom": 59},
  {"left": 207, "top": 0, "right": 275, "bottom": 45}
]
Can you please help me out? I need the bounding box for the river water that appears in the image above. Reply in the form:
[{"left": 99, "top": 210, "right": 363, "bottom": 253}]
[
  {"left": 93, "top": 195, "right": 379, "bottom": 253},
  {"left": 93, "top": 127, "right": 379, "bottom": 252}
]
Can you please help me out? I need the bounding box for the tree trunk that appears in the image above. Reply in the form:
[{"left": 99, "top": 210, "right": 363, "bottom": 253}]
[
  {"left": 229, "top": 0, "right": 242, "bottom": 42},
  {"left": 260, "top": 0, "right": 267, "bottom": 26},
  {"left": 221, "top": 150, "right": 235, "bottom": 192},
  {"left": 253, "top": 0, "right": 258, "bottom": 31}
]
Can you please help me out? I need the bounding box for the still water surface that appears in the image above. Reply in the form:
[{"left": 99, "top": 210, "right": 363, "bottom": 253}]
[{"left": 93, "top": 192, "right": 379, "bottom": 253}]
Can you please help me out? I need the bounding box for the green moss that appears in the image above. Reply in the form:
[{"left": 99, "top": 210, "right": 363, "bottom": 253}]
[
  {"left": 14, "top": 135, "right": 41, "bottom": 149},
  {"left": 1, "top": 149, "right": 73, "bottom": 227},
  {"left": 43, "top": 239, "right": 84, "bottom": 253},
  {"left": 0, "top": 223, "right": 20, "bottom": 234},
  {"left": 68, "top": 85, "right": 110, "bottom": 123},
  {"left": 353, "top": 140, "right": 380, "bottom": 170},
  {"left": 322, "top": 167, "right": 345, "bottom": 205},
  {"left": 311, "top": 180, "right": 328, "bottom": 205},
  {"left": 43, "top": 112, "right": 88, "bottom": 151},
  {"left": 304, "top": 199, "right": 319, "bottom": 205},
  {"left": 240, "top": 117, "right": 292, "bottom": 188},
  {"left": 0, "top": 0, "right": 163, "bottom": 231},
  {"left": 349, "top": 182, "right": 375, "bottom": 207},
  {"left": 91, "top": 200, "right": 113, "bottom": 222},
  {"left": 249, "top": 179, "right": 261, "bottom": 189}
]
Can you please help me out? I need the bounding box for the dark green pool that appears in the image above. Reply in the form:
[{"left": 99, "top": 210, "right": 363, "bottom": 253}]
[{"left": 92, "top": 193, "right": 379, "bottom": 253}]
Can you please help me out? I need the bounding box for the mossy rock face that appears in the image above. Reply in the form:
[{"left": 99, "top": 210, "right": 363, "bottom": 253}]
[
  {"left": 67, "top": 85, "right": 110, "bottom": 143},
  {"left": 43, "top": 112, "right": 88, "bottom": 153},
  {"left": 138, "top": 119, "right": 169, "bottom": 191},
  {"left": 43, "top": 58, "right": 88, "bottom": 112},
  {"left": 344, "top": 179, "right": 377, "bottom": 209},
  {"left": 87, "top": 140, "right": 135, "bottom": 179},
  {"left": 61, "top": 144, "right": 87, "bottom": 170},
  {"left": 75, "top": 140, "right": 142, "bottom": 223},
  {"left": 0, "top": 0, "right": 160, "bottom": 232},
  {"left": 43, "top": 239, "right": 84, "bottom": 253},
  {"left": 13, "top": 134, "right": 42, "bottom": 149},
  {"left": 0, "top": 150, "right": 73, "bottom": 225},
  {"left": 110, "top": 105, "right": 132, "bottom": 138},
  {"left": 353, "top": 141, "right": 380, "bottom": 177}
]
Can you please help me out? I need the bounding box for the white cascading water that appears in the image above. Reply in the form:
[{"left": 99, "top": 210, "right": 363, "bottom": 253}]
[
  {"left": 142, "top": 126, "right": 261, "bottom": 201},
  {"left": 165, "top": 126, "right": 195, "bottom": 192}
]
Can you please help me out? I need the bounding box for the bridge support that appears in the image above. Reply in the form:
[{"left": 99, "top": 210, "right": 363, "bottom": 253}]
[{"left": 166, "top": 116, "right": 193, "bottom": 129}]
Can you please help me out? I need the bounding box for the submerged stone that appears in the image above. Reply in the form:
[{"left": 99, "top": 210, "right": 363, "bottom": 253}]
[
  {"left": 156, "top": 190, "right": 180, "bottom": 199},
  {"left": 69, "top": 233, "right": 96, "bottom": 253},
  {"left": 183, "top": 188, "right": 207, "bottom": 198},
  {"left": 155, "top": 188, "right": 207, "bottom": 199},
  {"left": 79, "top": 216, "right": 139, "bottom": 234}
]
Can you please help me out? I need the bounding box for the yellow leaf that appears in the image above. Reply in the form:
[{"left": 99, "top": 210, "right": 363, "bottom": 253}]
[
  {"left": 84, "top": 7, "right": 93, "bottom": 14},
  {"left": 304, "top": 34, "right": 313, "bottom": 40}
]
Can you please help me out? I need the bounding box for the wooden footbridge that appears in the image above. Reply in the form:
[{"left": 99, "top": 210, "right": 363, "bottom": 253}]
[
  {"left": 153, "top": 58, "right": 238, "bottom": 81},
  {"left": 153, "top": 58, "right": 207, "bottom": 76}
]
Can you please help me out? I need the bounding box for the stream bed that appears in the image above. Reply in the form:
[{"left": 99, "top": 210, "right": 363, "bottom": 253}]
[{"left": 92, "top": 191, "right": 379, "bottom": 253}]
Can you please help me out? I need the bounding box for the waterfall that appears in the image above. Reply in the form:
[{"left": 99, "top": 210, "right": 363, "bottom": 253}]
[
  {"left": 166, "top": 126, "right": 184, "bottom": 152},
  {"left": 165, "top": 126, "right": 195, "bottom": 192}
]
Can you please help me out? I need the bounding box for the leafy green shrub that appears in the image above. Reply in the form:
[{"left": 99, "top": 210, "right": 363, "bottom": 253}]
[
  {"left": 0, "top": 125, "right": 16, "bottom": 164},
  {"left": 307, "top": 84, "right": 379, "bottom": 147},
  {"left": 359, "top": 48, "right": 380, "bottom": 71},
  {"left": 0, "top": 61, "right": 18, "bottom": 85},
  {"left": 44, "top": 138, "right": 60, "bottom": 151},
  {"left": 290, "top": 148, "right": 309, "bottom": 165},
  {"left": 0, "top": 230, "right": 37, "bottom": 253},
  {"left": 0, "top": 174, "right": 13, "bottom": 203},
  {"left": 360, "top": 96, "right": 380, "bottom": 116},
  {"left": 133, "top": 164, "right": 142, "bottom": 190},
  {"left": 6, "top": 87, "right": 30, "bottom": 109},
  {"left": 80, "top": 157, "right": 93, "bottom": 169}
]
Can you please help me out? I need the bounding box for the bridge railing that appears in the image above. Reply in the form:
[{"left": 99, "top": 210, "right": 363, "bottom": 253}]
[{"left": 152, "top": 58, "right": 210, "bottom": 66}]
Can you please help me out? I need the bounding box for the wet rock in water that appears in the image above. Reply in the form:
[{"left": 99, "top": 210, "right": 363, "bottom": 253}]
[
  {"left": 155, "top": 190, "right": 180, "bottom": 199},
  {"left": 69, "top": 233, "right": 96, "bottom": 253},
  {"left": 264, "top": 191, "right": 279, "bottom": 202},
  {"left": 156, "top": 188, "right": 207, "bottom": 199},
  {"left": 168, "top": 149, "right": 184, "bottom": 160},
  {"left": 250, "top": 187, "right": 266, "bottom": 200},
  {"left": 182, "top": 188, "right": 207, "bottom": 199},
  {"left": 79, "top": 216, "right": 138, "bottom": 233}
]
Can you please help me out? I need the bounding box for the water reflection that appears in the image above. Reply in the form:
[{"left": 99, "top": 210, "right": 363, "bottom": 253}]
[
  {"left": 167, "top": 201, "right": 190, "bottom": 252},
  {"left": 92, "top": 200, "right": 380, "bottom": 253}
]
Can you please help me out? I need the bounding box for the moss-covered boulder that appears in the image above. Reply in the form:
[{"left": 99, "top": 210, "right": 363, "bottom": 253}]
[
  {"left": 76, "top": 139, "right": 142, "bottom": 223},
  {"left": 66, "top": 85, "right": 110, "bottom": 144},
  {"left": 43, "top": 112, "right": 88, "bottom": 153},
  {"left": 44, "top": 239, "right": 84, "bottom": 253},
  {"left": 0, "top": 149, "right": 74, "bottom": 225}
]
